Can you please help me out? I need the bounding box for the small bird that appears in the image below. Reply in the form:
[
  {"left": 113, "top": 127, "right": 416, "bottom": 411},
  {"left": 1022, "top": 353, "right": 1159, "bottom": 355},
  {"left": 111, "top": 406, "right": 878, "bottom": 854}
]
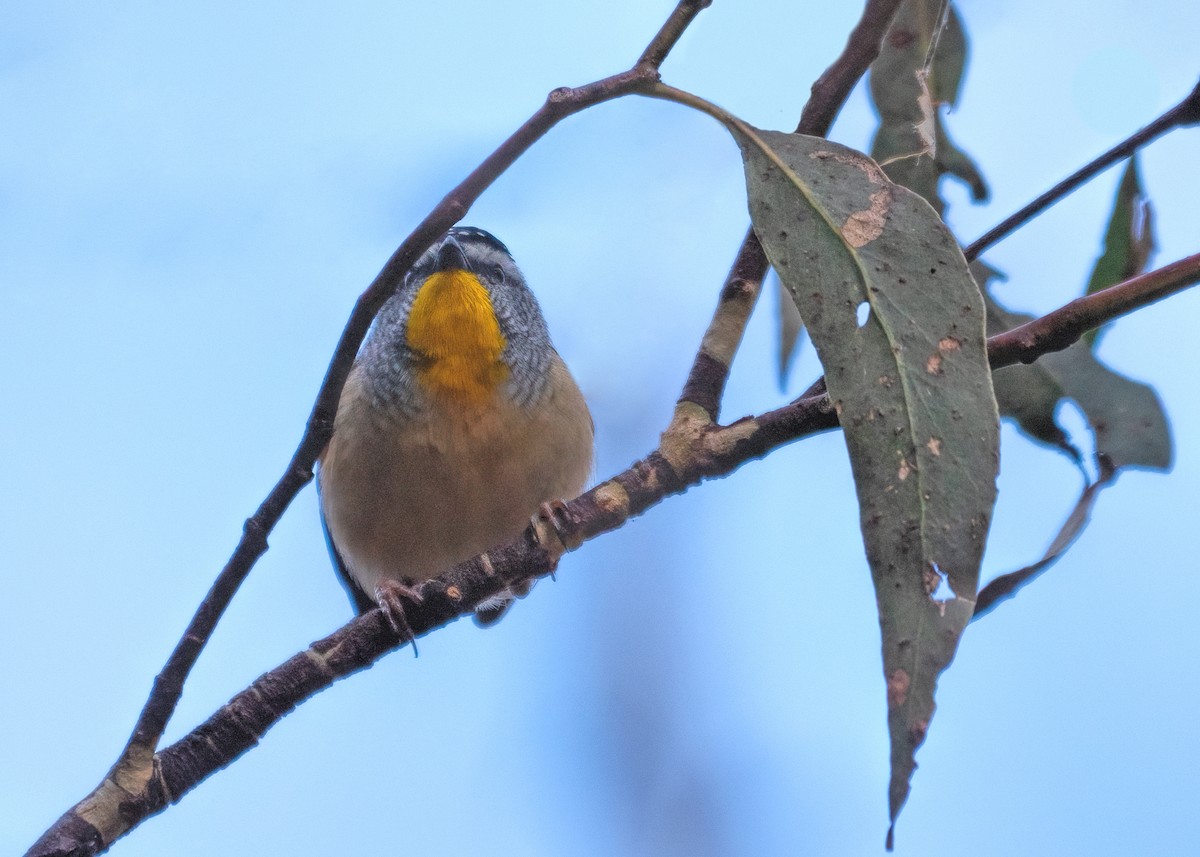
[{"left": 317, "top": 227, "right": 593, "bottom": 627}]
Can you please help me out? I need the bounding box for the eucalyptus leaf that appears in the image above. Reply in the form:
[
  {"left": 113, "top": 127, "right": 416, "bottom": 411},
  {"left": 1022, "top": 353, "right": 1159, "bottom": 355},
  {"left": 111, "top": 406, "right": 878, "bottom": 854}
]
[
  {"left": 869, "top": 0, "right": 989, "bottom": 213},
  {"left": 984, "top": 286, "right": 1172, "bottom": 471},
  {"left": 973, "top": 458, "right": 1117, "bottom": 620},
  {"left": 731, "top": 126, "right": 999, "bottom": 845},
  {"left": 1084, "top": 155, "right": 1155, "bottom": 346},
  {"left": 974, "top": 253, "right": 1169, "bottom": 620},
  {"left": 976, "top": 262, "right": 1077, "bottom": 459}
]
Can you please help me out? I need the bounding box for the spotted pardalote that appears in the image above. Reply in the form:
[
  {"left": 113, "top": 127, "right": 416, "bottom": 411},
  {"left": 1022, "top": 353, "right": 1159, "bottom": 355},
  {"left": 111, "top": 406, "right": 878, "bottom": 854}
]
[{"left": 317, "top": 227, "right": 593, "bottom": 625}]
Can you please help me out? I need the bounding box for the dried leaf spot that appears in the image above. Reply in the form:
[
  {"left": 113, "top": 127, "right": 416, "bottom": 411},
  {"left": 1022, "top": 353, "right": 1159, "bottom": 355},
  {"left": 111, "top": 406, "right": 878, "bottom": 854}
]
[
  {"left": 897, "top": 458, "right": 912, "bottom": 481},
  {"left": 937, "top": 336, "right": 962, "bottom": 352},
  {"left": 809, "top": 149, "right": 887, "bottom": 184},
  {"left": 909, "top": 719, "right": 930, "bottom": 747},
  {"left": 841, "top": 188, "right": 890, "bottom": 247},
  {"left": 877, "top": 375, "right": 893, "bottom": 388},
  {"left": 925, "top": 353, "right": 943, "bottom": 375},
  {"left": 926, "top": 437, "right": 942, "bottom": 456},
  {"left": 887, "top": 668, "right": 910, "bottom": 708}
]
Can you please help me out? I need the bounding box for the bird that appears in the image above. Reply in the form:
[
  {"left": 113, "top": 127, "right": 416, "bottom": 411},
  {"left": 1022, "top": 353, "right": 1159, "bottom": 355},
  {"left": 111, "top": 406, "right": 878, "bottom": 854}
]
[{"left": 316, "top": 227, "right": 593, "bottom": 630}]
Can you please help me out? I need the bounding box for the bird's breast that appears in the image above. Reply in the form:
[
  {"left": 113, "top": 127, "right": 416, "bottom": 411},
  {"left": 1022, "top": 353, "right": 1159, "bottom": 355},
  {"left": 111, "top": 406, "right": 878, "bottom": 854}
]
[{"left": 405, "top": 269, "right": 509, "bottom": 404}]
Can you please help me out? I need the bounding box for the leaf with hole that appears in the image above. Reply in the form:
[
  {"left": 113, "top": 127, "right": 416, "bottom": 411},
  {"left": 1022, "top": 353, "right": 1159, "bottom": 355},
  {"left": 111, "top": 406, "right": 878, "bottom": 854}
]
[{"left": 730, "top": 125, "right": 999, "bottom": 845}]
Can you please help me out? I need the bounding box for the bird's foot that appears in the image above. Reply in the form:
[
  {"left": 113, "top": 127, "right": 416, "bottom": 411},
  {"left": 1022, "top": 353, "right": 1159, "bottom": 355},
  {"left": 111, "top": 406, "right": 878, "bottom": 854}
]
[
  {"left": 375, "top": 580, "right": 424, "bottom": 657},
  {"left": 535, "top": 498, "right": 582, "bottom": 554}
]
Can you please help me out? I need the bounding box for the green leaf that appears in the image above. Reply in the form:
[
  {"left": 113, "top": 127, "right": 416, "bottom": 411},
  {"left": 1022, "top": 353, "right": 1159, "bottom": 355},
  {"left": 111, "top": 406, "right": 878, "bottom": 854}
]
[
  {"left": 1083, "top": 156, "right": 1156, "bottom": 346},
  {"left": 976, "top": 263, "right": 1077, "bottom": 458},
  {"left": 868, "top": 0, "right": 989, "bottom": 213},
  {"left": 731, "top": 126, "right": 999, "bottom": 845},
  {"left": 929, "top": 3, "right": 967, "bottom": 104},
  {"left": 973, "top": 458, "right": 1117, "bottom": 620},
  {"left": 983, "top": 284, "right": 1172, "bottom": 472}
]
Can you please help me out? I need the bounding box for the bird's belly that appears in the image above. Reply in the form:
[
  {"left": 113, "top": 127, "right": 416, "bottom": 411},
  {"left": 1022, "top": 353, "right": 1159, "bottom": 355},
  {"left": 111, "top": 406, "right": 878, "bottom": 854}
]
[{"left": 319, "top": 386, "right": 590, "bottom": 600}]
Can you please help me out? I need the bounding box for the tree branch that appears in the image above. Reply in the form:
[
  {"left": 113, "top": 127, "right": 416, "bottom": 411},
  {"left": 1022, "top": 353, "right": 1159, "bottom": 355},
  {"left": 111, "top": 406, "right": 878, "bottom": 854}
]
[
  {"left": 24, "top": 4, "right": 913, "bottom": 853},
  {"left": 127, "top": 62, "right": 662, "bottom": 764},
  {"left": 987, "top": 251, "right": 1200, "bottom": 369},
  {"left": 638, "top": 0, "right": 713, "bottom": 68}
]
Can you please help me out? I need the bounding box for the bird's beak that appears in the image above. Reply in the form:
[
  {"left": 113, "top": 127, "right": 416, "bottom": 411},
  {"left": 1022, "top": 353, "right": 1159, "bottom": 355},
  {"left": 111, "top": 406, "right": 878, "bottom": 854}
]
[{"left": 435, "top": 235, "right": 470, "bottom": 273}]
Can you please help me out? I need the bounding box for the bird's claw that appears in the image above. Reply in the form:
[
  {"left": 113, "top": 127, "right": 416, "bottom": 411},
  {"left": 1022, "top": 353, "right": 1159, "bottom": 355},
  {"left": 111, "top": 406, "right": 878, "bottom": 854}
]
[
  {"left": 535, "top": 499, "right": 581, "bottom": 553},
  {"left": 375, "top": 580, "right": 424, "bottom": 657}
]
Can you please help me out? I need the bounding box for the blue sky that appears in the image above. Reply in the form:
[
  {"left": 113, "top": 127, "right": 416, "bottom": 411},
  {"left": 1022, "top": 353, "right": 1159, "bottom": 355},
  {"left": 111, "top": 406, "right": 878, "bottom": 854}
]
[{"left": 3, "top": 2, "right": 1198, "bottom": 855}]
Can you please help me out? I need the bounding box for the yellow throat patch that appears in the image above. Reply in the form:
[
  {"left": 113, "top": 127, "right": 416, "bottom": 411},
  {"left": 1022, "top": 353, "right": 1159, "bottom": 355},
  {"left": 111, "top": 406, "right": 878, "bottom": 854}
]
[{"left": 406, "top": 269, "right": 509, "bottom": 402}]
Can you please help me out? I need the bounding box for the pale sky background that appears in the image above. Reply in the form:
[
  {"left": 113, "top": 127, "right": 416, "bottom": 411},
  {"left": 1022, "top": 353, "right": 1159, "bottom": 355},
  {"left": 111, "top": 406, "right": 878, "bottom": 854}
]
[{"left": 3, "top": 1, "right": 1199, "bottom": 855}]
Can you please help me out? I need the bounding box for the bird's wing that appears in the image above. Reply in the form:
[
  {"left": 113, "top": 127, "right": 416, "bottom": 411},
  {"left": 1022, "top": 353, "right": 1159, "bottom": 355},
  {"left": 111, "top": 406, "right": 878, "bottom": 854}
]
[{"left": 316, "top": 477, "right": 377, "bottom": 616}]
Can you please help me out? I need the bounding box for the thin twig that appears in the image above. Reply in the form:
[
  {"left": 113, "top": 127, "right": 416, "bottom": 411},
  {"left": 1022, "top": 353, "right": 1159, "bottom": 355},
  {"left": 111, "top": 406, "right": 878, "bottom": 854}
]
[
  {"left": 964, "top": 78, "right": 1200, "bottom": 262},
  {"left": 638, "top": 0, "right": 713, "bottom": 68},
  {"left": 126, "top": 5, "right": 700, "bottom": 761}
]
